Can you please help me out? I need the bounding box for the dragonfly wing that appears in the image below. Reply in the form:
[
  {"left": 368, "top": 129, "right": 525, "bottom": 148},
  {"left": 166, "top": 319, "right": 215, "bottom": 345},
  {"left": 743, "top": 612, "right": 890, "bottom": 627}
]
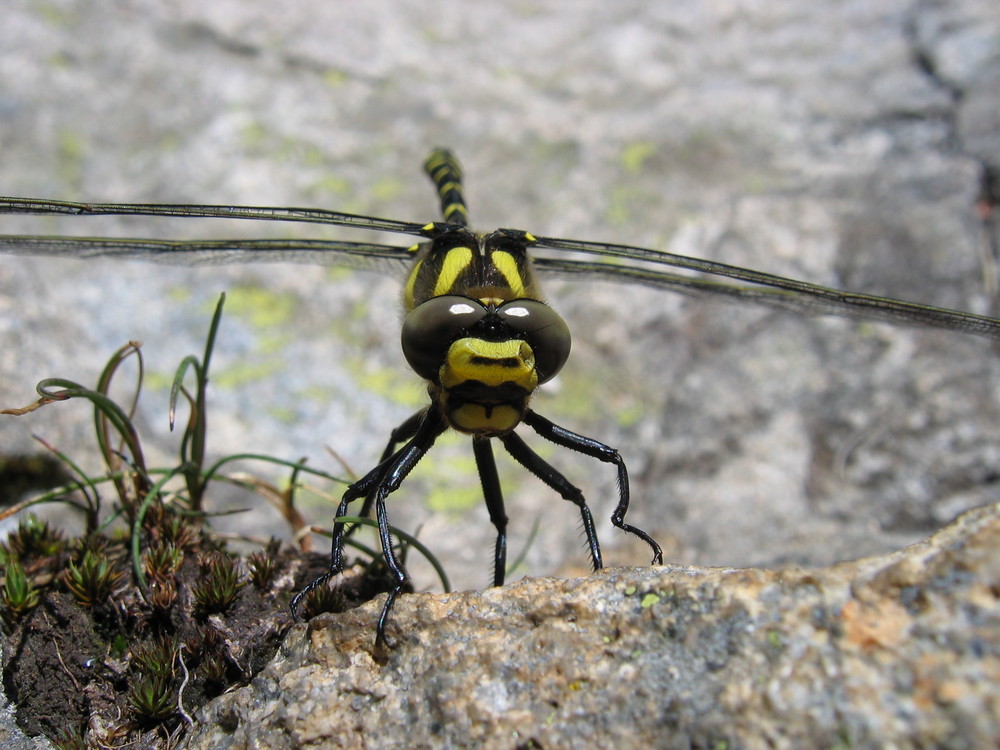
[
  {"left": 533, "top": 255, "right": 1000, "bottom": 343},
  {"left": 0, "top": 236, "right": 415, "bottom": 275},
  {"left": 0, "top": 197, "right": 428, "bottom": 236}
]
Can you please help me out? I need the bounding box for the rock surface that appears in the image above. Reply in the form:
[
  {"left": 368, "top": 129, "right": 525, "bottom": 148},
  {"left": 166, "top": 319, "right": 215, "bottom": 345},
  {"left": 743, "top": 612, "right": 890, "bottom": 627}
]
[{"left": 176, "top": 502, "right": 1000, "bottom": 749}]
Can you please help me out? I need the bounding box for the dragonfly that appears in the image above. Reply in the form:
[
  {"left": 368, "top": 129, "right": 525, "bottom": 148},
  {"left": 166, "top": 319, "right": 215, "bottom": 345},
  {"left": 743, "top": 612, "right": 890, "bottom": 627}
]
[{"left": 2, "top": 148, "right": 1000, "bottom": 646}]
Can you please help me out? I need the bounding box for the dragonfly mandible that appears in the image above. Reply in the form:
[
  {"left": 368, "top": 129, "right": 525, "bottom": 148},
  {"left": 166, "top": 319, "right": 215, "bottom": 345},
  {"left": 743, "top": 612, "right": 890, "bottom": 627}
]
[{"left": 2, "top": 148, "right": 1000, "bottom": 646}]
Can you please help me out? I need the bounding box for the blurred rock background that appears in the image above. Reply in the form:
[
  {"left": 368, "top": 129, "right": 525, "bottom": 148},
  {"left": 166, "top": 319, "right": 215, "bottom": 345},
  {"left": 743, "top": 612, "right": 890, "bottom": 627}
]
[{"left": 0, "top": 0, "right": 998, "bottom": 594}]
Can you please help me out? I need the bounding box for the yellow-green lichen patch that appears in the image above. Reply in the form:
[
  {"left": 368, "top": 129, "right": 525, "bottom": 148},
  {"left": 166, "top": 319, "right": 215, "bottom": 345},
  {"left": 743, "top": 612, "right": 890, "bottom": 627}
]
[
  {"left": 419, "top": 450, "right": 482, "bottom": 514},
  {"left": 371, "top": 176, "right": 404, "bottom": 204},
  {"left": 211, "top": 358, "right": 286, "bottom": 390},
  {"left": 640, "top": 592, "right": 662, "bottom": 609},
  {"left": 544, "top": 362, "right": 646, "bottom": 430},
  {"left": 37, "top": 3, "right": 74, "bottom": 26},
  {"left": 165, "top": 285, "right": 192, "bottom": 305},
  {"left": 309, "top": 176, "right": 353, "bottom": 202},
  {"left": 219, "top": 285, "right": 298, "bottom": 329},
  {"left": 620, "top": 141, "right": 657, "bottom": 175},
  {"left": 322, "top": 69, "right": 348, "bottom": 88},
  {"left": 425, "top": 482, "right": 483, "bottom": 515},
  {"left": 239, "top": 121, "right": 268, "bottom": 150},
  {"left": 56, "top": 129, "right": 86, "bottom": 188},
  {"left": 264, "top": 404, "right": 298, "bottom": 425},
  {"left": 344, "top": 355, "right": 424, "bottom": 409}
]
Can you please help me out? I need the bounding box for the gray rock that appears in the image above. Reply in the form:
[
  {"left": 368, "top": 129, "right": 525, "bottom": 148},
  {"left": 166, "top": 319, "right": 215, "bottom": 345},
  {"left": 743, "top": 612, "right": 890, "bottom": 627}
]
[
  {"left": 179, "top": 502, "right": 1000, "bottom": 750},
  {"left": 0, "top": 695, "right": 50, "bottom": 750}
]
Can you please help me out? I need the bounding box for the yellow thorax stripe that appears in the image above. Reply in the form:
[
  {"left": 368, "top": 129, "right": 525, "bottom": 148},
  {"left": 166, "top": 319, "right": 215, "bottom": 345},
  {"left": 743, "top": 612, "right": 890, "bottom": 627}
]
[
  {"left": 490, "top": 250, "right": 526, "bottom": 298},
  {"left": 403, "top": 257, "right": 423, "bottom": 310},
  {"left": 432, "top": 246, "right": 474, "bottom": 297}
]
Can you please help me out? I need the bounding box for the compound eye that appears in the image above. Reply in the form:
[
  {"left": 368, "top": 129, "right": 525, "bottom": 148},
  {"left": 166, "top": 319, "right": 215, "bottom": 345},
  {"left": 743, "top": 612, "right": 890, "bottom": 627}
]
[
  {"left": 497, "top": 300, "right": 571, "bottom": 383},
  {"left": 401, "top": 295, "right": 488, "bottom": 380}
]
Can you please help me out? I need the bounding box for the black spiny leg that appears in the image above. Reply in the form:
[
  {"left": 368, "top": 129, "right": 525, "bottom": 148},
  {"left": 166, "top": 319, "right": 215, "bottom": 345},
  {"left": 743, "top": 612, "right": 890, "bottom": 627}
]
[
  {"left": 355, "top": 410, "right": 427, "bottom": 524},
  {"left": 522, "top": 410, "right": 663, "bottom": 565},
  {"left": 291, "top": 408, "right": 447, "bottom": 648},
  {"left": 472, "top": 436, "right": 508, "bottom": 586},
  {"left": 498, "top": 430, "right": 603, "bottom": 571}
]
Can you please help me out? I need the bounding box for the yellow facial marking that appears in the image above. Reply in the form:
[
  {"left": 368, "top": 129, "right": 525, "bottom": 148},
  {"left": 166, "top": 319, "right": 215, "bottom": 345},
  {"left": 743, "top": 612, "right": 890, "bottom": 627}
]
[
  {"left": 440, "top": 338, "right": 538, "bottom": 392},
  {"left": 490, "top": 250, "right": 526, "bottom": 298},
  {"left": 432, "top": 246, "right": 473, "bottom": 297}
]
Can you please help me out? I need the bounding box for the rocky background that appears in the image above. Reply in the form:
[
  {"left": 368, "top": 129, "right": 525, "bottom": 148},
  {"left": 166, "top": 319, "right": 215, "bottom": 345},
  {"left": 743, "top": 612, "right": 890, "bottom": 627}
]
[{"left": 1, "top": 1, "right": 998, "bottom": 746}]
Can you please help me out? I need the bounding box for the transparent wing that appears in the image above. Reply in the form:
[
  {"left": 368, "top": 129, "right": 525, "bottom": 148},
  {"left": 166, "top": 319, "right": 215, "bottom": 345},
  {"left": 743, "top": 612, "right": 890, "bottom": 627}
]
[
  {"left": 0, "top": 235, "right": 415, "bottom": 275},
  {"left": 0, "top": 196, "right": 423, "bottom": 273},
  {"left": 531, "top": 236, "right": 1000, "bottom": 342},
  {"left": 0, "top": 197, "right": 428, "bottom": 236},
  {"left": 3, "top": 196, "right": 999, "bottom": 342}
]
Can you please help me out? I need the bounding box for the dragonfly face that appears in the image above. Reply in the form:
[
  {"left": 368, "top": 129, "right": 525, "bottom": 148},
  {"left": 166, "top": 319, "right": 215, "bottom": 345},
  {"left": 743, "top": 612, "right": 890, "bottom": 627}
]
[{"left": 401, "top": 226, "right": 571, "bottom": 435}]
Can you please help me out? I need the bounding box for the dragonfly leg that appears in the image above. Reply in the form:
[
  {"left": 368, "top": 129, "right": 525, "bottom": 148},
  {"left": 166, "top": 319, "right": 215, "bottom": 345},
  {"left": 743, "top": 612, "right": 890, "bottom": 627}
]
[
  {"left": 472, "top": 436, "right": 508, "bottom": 586},
  {"left": 364, "top": 411, "right": 446, "bottom": 648},
  {"left": 289, "top": 469, "right": 376, "bottom": 619},
  {"left": 498, "top": 430, "right": 602, "bottom": 571},
  {"left": 354, "top": 410, "right": 426, "bottom": 525},
  {"left": 291, "top": 409, "right": 447, "bottom": 648},
  {"left": 522, "top": 410, "right": 663, "bottom": 566}
]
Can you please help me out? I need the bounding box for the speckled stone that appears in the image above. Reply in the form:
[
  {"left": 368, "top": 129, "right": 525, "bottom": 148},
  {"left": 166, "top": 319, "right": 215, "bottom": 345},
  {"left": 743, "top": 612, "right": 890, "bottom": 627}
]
[{"left": 179, "top": 502, "right": 1000, "bottom": 749}]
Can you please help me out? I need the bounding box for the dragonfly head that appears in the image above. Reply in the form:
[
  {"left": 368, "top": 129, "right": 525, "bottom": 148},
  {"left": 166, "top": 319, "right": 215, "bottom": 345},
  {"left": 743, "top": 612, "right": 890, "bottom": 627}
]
[{"left": 401, "top": 294, "right": 571, "bottom": 435}]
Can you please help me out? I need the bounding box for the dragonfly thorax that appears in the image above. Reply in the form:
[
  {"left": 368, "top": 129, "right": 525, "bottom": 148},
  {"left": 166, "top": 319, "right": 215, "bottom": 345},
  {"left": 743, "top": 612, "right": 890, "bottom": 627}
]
[{"left": 403, "top": 227, "right": 544, "bottom": 311}]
